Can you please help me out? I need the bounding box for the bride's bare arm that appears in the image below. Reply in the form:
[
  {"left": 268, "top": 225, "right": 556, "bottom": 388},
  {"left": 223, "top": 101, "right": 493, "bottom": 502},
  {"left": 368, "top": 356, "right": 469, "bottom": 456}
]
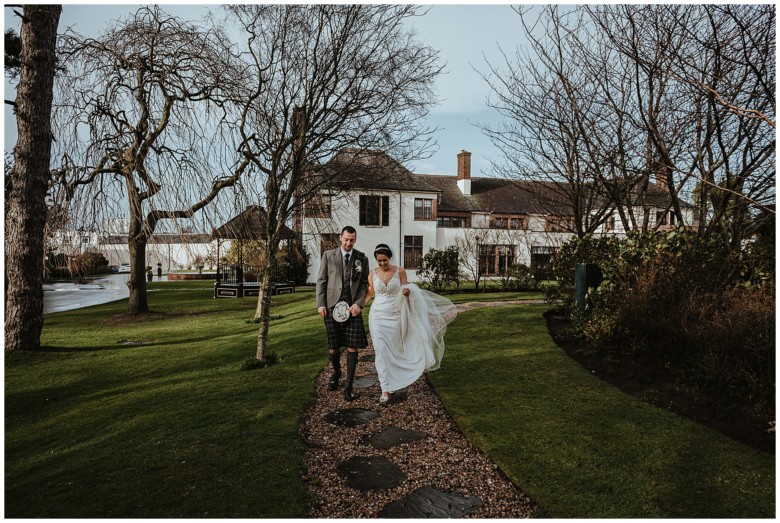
[
  {"left": 399, "top": 267, "right": 410, "bottom": 296},
  {"left": 365, "top": 270, "right": 374, "bottom": 304}
]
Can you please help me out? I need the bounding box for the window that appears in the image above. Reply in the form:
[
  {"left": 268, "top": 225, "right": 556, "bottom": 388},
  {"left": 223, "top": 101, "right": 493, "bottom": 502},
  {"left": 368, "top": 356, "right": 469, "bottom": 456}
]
[
  {"left": 492, "top": 217, "right": 509, "bottom": 229},
  {"left": 491, "top": 214, "right": 528, "bottom": 230},
  {"left": 604, "top": 215, "right": 615, "bottom": 231},
  {"left": 509, "top": 216, "right": 528, "bottom": 230},
  {"left": 479, "top": 244, "right": 515, "bottom": 275},
  {"left": 656, "top": 211, "right": 676, "bottom": 227},
  {"left": 359, "top": 195, "right": 389, "bottom": 226},
  {"left": 320, "top": 233, "right": 339, "bottom": 254},
  {"left": 404, "top": 236, "right": 423, "bottom": 269},
  {"left": 497, "top": 245, "right": 515, "bottom": 273},
  {"left": 305, "top": 193, "right": 332, "bottom": 218},
  {"left": 531, "top": 246, "right": 558, "bottom": 277},
  {"left": 545, "top": 215, "right": 575, "bottom": 232},
  {"left": 437, "top": 214, "right": 468, "bottom": 228},
  {"left": 414, "top": 198, "right": 434, "bottom": 220}
]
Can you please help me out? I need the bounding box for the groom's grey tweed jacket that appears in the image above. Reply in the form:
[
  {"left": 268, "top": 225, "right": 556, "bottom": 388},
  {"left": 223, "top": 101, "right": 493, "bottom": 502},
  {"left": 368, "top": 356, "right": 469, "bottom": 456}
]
[{"left": 315, "top": 248, "right": 369, "bottom": 310}]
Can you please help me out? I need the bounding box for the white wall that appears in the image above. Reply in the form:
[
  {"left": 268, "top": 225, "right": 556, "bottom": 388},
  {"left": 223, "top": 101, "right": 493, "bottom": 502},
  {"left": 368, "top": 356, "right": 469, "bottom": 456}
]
[
  {"left": 98, "top": 240, "right": 218, "bottom": 271},
  {"left": 302, "top": 189, "right": 699, "bottom": 284},
  {"left": 303, "top": 190, "right": 439, "bottom": 283}
]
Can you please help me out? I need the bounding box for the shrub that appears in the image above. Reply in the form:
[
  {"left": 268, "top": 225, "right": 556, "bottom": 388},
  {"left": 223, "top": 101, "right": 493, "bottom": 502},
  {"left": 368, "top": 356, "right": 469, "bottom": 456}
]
[
  {"left": 417, "top": 246, "right": 459, "bottom": 292},
  {"left": 680, "top": 283, "right": 775, "bottom": 408},
  {"left": 546, "top": 234, "right": 622, "bottom": 308},
  {"left": 55, "top": 252, "right": 110, "bottom": 277},
  {"left": 563, "top": 228, "right": 775, "bottom": 413},
  {"left": 498, "top": 263, "right": 538, "bottom": 291}
]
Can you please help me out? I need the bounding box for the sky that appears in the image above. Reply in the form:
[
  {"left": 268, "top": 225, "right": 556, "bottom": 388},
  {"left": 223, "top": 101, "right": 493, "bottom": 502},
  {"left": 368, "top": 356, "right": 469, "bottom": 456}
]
[{"left": 3, "top": 2, "right": 531, "bottom": 178}]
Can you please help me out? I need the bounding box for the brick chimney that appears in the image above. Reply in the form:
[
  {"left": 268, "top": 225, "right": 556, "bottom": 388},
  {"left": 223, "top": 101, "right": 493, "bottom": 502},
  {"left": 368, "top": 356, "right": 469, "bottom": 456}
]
[
  {"left": 655, "top": 164, "right": 669, "bottom": 190},
  {"left": 457, "top": 150, "right": 471, "bottom": 196}
]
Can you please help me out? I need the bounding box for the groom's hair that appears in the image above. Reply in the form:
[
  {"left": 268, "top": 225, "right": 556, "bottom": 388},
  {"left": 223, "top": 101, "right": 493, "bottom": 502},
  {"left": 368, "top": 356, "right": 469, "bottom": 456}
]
[{"left": 341, "top": 225, "right": 356, "bottom": 236}]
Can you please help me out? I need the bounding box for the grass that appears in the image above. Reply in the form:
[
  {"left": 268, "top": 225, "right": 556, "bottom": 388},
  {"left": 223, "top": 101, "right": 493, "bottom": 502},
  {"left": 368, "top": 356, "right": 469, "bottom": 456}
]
[
  {"left": 427, "top": 303, "right": 775, "bottom": 518},
  {"left": 7, "top": 284, "right": 773, "bottom": 518},
  {"left": 6, "top": 283, "right": 324, "bottom": 518}
]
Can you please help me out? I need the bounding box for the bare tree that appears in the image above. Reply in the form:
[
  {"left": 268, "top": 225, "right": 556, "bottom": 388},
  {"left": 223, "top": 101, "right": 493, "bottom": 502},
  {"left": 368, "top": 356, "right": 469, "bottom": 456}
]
[
  {"left": 53, "top": 6, "right": 247, "bottom": 314},
  {"left": 589, "top": 4, "right": 775, "bottom": 248},
  {"left": 455, "top": 229, "right": 483, "bottom": 290},
  {"left": 225, "top": 5, "right": 442, "bottom": 361},
  {"left": 483, "top": 5, "right": 775, "bottom": 248},
  {"left": 5, "top": 5, "right": 61, "bottom": 352},
  {"left": 480, "top": 6, "right": 626, "bottom": 238}
]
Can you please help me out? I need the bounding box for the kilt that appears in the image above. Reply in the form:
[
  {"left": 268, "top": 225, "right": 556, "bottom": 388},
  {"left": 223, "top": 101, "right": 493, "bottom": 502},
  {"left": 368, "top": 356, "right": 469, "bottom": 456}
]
[{"left": 324, "top": 309, "right": 368, "bottom": 349}]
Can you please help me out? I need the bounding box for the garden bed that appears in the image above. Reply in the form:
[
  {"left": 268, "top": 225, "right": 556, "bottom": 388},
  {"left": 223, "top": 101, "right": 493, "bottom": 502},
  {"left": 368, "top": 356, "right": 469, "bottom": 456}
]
[{"left": 544, "top": 309, "right": 775, "bottom": 455}]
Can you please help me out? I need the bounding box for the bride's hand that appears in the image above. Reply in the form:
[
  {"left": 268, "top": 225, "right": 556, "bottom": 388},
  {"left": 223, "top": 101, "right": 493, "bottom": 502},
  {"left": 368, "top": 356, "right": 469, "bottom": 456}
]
[{"left": 402, "top": 288, "right": 410, "bottom": 297}]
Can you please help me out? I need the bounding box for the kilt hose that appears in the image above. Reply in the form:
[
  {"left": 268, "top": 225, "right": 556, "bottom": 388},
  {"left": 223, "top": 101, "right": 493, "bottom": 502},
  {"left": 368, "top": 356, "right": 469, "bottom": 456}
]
[{"left": 324, "top": 309, "right": 368, "bottom": 349}]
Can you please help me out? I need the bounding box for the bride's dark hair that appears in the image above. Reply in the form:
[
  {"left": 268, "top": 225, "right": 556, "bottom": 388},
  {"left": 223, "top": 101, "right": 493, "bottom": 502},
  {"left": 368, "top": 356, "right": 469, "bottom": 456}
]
[{"left": 373, "top": 243, "right": 393, "bottom": 259}]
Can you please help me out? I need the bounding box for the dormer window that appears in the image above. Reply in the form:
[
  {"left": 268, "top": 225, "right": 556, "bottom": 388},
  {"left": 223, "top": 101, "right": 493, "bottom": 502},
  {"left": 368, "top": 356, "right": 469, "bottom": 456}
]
[
  {"left": 359, "top": 195, "right": 389, "bottom": 226},
  {"left": 414, "top": 198, "right": 435, "bottom": 220},
  {"left": 305, "top": 193, "right": 332, "bottom": 218}
]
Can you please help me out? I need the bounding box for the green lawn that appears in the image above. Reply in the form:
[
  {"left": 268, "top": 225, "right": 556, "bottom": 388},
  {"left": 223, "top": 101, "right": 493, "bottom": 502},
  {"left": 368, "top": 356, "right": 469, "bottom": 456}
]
[
  {"left": 6, "top": 283, "right": 323, "bottom": 518},
  {"left": 428, "top": 303, "right": 775, "bottom": 518},
  {"left": 6, "top": 284, "right": 774, "bottom": 518}
]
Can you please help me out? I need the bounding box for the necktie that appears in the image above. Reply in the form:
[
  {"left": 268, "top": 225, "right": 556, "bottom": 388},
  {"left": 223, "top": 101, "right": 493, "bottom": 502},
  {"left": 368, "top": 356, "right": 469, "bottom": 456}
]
[{"left": 344, "top": 253, "right": 351, "bottom": 281}]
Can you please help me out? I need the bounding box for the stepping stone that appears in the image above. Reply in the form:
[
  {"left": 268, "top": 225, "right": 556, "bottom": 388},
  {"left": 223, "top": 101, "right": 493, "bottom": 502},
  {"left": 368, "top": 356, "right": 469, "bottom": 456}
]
[
  {"left": 359, "top": 354, "right": 375, "bottom": 362},
  {"left": 383, "top": 390, "right": 408, "bottom": 405},
  {"left": 363, "top": 365, "right": 378, "bottom": 375},
  {"left": 324, "top": 408, "right": 380, "bottom": 428},
  {"left": 378, "top": 486, "right": 483, "bottom": 518},
  {"left": 337, "top": 456, "right": 407, "bottom": 491},
  {"left": 360, "top": 427, "right": 428, "bottom": 450},
  {"left": 353, "top": 376, "right": 378, "bottom": 389}
]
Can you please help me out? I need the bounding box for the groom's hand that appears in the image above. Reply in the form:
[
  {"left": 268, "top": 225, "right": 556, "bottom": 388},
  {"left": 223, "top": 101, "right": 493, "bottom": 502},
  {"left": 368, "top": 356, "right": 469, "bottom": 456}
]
[
  {"left": 349, "top": 304, "right": 361, "bottom": 317},
  {"left": 318, "top": 306, "right": 327, "bottom": 317}
]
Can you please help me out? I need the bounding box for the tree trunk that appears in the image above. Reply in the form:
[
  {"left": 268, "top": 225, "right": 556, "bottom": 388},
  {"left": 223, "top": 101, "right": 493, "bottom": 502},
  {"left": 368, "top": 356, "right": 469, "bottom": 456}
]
[
  {"left": 5, "top": 5, "right": 61, "bottom": 352},
  {"left": 254, "top": 268, "right": 273, "bottom": 361},
  {"left": 127, "top": 237, "right": 149, "bottom": 314}
]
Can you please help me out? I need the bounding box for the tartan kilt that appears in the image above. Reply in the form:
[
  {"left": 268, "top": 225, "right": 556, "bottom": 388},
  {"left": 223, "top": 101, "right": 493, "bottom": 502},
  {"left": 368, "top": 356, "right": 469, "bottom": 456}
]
[{"left": 324, "top": 310, "right": 368, "bottom": 349}]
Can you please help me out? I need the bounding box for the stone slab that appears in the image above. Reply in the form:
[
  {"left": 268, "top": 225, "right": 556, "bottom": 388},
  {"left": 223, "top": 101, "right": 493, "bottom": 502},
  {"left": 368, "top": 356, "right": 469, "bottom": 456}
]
[
  {"left": 337, "top": 456, "right": 407, "bottom": 491},
  {"left": 383, "top": 390, "right": 408, "bottom": 405},
  {"left": 359, "top": 353, "right": 375, "bottom": 362},
  {"left": 324, "top": 408, "right": 380, "bottom": 428},
  {"left": 360, "top": 427, "right": 429, "bottom": 450},
  {"left": 353, "top": 376, "right": 378, "bottom": 389},
  {"left": 378, "top": 486, "right": 483, "bottom": 518}
]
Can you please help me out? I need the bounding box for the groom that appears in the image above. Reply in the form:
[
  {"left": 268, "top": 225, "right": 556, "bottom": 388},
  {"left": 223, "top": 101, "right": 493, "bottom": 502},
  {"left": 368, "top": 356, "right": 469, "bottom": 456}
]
[{"left": 316, "top": 226, "right": 369, "bottom": 401}]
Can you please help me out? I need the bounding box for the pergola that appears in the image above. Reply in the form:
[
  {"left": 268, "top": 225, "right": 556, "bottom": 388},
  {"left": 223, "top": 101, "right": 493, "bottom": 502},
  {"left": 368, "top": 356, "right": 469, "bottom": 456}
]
[{"left": 212, "top": 205, "right": 298, "bottom": 298}]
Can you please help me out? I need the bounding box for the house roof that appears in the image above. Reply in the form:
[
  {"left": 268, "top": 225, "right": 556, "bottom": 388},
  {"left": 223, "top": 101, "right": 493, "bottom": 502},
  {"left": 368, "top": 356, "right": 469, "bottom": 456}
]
[
  {"left": 418, "top": 175, "right": 692, "bottom": 215},
  {"left": 322, "top": 149, "right": 441, "bottom": 193},
  {"left": 417, "top": 175, "right": 568, "bottom": 215},
  {"left": 318, "top": 148, "right": 693, "bottom": 215},
  {"left": 212, "top": 205, "right": 297, "bottom": 241}
]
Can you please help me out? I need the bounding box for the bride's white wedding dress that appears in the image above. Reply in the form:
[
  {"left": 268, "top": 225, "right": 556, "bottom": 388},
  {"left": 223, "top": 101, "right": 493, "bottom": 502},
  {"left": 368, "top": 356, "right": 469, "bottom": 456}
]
[{"left": 369, "top": 268, "right": 458, "bottom": 394}]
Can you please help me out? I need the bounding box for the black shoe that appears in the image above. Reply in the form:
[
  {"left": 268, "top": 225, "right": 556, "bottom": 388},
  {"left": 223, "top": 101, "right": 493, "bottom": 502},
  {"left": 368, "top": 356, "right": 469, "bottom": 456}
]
[
  {"left": 328, "top": 371, "right": 341, "bottom": 391},
  {"left": 344, "top": 382, "right": 358, "bottom": 401},
  {"left": 327, "top": 351, "right": 341, "bottom": 392}
]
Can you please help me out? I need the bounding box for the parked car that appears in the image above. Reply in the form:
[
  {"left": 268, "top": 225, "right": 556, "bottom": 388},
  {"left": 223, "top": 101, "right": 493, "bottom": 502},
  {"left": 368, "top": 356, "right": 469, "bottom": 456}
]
[{"left": 117, "top": 263, "right": 131, "bottom": 273}]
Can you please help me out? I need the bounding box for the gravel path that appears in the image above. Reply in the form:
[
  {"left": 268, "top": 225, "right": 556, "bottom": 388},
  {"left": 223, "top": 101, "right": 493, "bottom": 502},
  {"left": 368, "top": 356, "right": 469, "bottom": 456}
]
[{"left": 299, "top": 300, "right": 537, "bottom": 518}]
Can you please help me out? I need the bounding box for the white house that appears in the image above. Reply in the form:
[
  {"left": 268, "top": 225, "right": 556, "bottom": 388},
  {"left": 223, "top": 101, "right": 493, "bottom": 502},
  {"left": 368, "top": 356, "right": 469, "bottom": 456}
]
[
  {"left": 97, "top": 232, "right": 218, "bottom": 271},
  {"left": 298, "top": 148, "right": 698, "bottom": 283}
]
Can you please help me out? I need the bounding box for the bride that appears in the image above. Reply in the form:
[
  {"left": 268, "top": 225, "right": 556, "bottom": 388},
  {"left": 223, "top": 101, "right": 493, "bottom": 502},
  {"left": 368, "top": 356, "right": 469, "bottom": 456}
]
[{"left": 365, "top": 243, "right": 457, "bottom": 404}]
